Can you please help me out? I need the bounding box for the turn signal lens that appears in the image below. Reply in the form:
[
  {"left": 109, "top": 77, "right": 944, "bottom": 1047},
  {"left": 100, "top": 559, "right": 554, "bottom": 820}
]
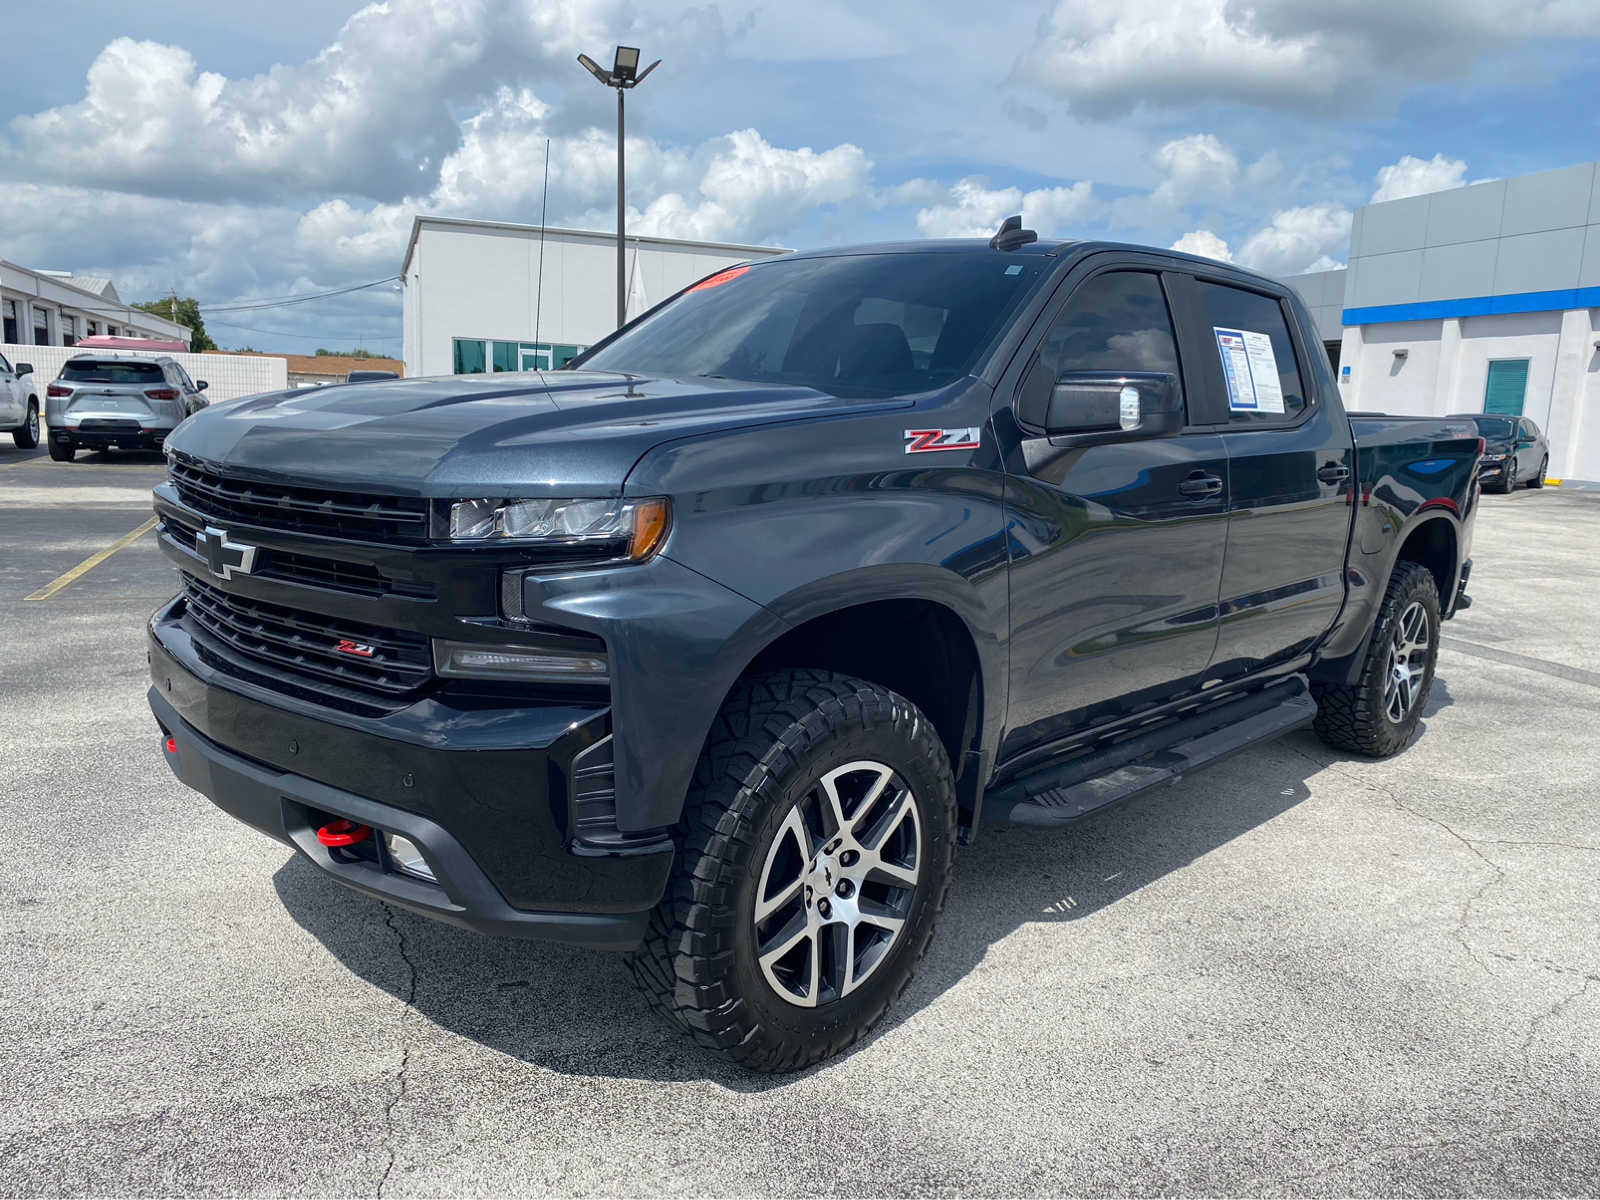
[{"left": 628, "top": 497, "right": 671, "bottom": 561}]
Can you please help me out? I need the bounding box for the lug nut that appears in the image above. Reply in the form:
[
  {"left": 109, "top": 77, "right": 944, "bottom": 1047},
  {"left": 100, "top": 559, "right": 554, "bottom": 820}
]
[
  {"left": 840, "top": 849, "right": 859, "bottom": 867},
  {"left": 818, "top": 899, "right": 832, "bottom": 918},
  {"left": 835, "top": 880, "right": 854, "bottom": 898}
]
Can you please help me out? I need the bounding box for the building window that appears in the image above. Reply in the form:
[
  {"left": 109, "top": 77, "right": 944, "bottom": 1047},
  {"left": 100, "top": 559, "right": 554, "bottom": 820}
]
[
  {"left": 453, "top": 337, "right": 586, "bottom": 374},
  {"left": 2, "top": 298, "right": 15, "bottom": 344},
  {"left": 33, "top": 306, "right": 50, "bottom": 345},
  {"left": 62, "top": 314, "right": 77, "bottom": 347},
  {"left": 86, "top": 320, "right": 99, "bottom": 337},
  {"left": 1484, "top": 359, "right": 1530, "bottom": 416},
  {"left": 453, "top": 338, "right": 487, "bottom": 373}
]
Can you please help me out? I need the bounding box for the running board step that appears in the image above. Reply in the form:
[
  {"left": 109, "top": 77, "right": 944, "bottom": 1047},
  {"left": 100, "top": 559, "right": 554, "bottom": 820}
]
[{"left": 986, "top": 675, "right": 1317, "bottom": 827}]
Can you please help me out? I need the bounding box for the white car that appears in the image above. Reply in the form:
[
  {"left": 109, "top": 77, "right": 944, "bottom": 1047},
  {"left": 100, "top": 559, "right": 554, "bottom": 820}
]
[{"left": 1, "top": 351, "right": 41, "bottom": 450}]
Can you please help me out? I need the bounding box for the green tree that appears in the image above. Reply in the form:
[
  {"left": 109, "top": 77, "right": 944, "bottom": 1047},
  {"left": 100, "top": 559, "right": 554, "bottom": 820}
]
[
  {"left": 132, "top": 295, "right": 217, "bottom": 351},
  {"left": 314, "top": 347, "right": 374, "bottom": 358}
]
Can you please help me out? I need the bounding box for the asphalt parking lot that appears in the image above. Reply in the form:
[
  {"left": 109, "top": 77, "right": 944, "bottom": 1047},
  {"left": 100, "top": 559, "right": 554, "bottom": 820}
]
[{"left": 1, "top": 445, "right": 1596, "bottom": 1197}]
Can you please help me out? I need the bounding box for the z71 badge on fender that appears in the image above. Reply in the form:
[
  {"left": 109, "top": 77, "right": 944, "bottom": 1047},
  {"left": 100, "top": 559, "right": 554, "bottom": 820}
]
[{"left": 904, "top": 427, "right": 982, "bottom": 454}]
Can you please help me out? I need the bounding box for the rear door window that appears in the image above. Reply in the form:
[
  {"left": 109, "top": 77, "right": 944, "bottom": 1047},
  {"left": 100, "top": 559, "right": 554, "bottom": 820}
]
[
  {"left": 1196, "top": 282, "right": 1308, "bottom": 425},
  {"left": 59, "top": 360, "right": 167, "bottom": 385}
]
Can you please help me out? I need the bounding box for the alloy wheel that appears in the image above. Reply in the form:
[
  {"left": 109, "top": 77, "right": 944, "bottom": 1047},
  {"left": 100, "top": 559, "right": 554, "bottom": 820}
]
[
  {"left": 752, "top": 760, "right": 921, "bottom": 1008},
  {"left": 1383, "top": 600, "right": 1430, "bottom": 723}
]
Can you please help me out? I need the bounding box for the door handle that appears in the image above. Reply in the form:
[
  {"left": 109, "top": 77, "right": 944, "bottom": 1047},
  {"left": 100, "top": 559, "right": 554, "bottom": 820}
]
[
  {"left": 1178, "top": 473, "right": 1224, "bottom": 497},
  {"left": 1316, "top": 464, "right": 1351, "bottom": 484}
]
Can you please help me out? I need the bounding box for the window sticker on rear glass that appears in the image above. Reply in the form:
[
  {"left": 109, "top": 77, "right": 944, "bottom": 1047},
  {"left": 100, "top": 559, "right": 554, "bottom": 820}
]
[{"left": 1213, "top": 326, "right": 1285, "bottom": 414}]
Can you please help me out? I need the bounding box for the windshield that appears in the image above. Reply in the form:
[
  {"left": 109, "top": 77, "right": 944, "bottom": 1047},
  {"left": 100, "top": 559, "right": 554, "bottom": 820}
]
[
  {"left": 60, "top": 360, "right": 166, "bottom": 384},
  {"left": 1471, "top": 416, "right": 1516, "bottom": 440},
  {"left": 577, "top": 251, "right": 1052, "bottom": 397}
]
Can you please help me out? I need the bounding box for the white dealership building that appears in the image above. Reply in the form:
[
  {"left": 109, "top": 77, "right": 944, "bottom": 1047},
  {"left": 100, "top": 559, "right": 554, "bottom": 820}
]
[
  {"left": 400, "top": 216, "right": 788, "bottom": 378},
  {"left": 1281, "top": 159, "right": 1600, "bottom": 484}
]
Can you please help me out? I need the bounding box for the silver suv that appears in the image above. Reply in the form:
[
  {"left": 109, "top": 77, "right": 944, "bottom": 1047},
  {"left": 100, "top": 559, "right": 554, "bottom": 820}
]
[{"left": 46, "top": 353, "right": 208, "bottom": 462}]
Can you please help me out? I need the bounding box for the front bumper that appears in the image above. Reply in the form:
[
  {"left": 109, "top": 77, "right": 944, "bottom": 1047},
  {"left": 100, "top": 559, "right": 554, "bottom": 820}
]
[{"left": 147, "top": 603, "right": 674, "bottom": 949}]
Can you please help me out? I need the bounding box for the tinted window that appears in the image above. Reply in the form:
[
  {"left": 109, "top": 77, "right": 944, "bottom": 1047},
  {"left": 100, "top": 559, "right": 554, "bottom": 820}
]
[
  {"left": 1020, "top": 272, "right": 1181, "bottom": 427},
  {"left": 59, "top": 360, "right": 166, "bottom": 384},
  {"left": 1039, "top": 272, "right": 1180, "bottom": 377},
  {"left": 1197, "top": 282, "right": 1307, "bottom": 424},
  {"left": 578, "top": 251, "right": 1051, "bottom": 398},
  {"left": 0, "top": 353, "right": 10, "bottom": 374},
  {"left": 1470, "top": 416, "right": 1516, "bottom": 440},
  {"left": 1521, "top": 419, "right": 1540, "bottom": 439}
]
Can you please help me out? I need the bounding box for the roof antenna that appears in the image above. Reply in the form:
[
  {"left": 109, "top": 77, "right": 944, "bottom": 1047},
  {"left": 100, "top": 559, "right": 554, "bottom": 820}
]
[{"left": 989, "top": 214, "right": 1037, "bottom": 251}]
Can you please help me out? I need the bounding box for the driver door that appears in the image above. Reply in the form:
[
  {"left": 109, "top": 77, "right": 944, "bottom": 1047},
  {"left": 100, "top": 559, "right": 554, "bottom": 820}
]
[{"left": 996, "top": 265, "right": 1230, "bottom": 766}]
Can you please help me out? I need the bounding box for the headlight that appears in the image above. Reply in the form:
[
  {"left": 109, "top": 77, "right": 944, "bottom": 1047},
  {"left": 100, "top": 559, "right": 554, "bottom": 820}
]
[
  {"left": 1480, "top": 453, "right": 1505, "bottom": 462},
  {"left": 448, "top": 496, "right": 670, "bottom": 560}
]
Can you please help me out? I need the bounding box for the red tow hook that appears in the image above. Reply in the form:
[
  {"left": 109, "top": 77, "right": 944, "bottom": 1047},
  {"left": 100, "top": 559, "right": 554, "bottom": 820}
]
[
  {"left": 316, "top": 819, "right": 373, "bottom": 848},
  {"left": 164, "top": 736, "right": 177, "bottom": 754}
]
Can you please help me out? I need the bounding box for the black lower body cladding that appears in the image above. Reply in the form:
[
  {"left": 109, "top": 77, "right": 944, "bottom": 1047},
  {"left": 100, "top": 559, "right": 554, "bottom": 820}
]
[{"left": 147, "top": 600, "right": 673, "bottom": 946}]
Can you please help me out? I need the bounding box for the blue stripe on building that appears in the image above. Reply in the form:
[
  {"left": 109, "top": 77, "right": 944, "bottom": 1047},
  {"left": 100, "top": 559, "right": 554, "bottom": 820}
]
[{"left": 1343, "top": 285, "right": 1600, "bottom": 326}]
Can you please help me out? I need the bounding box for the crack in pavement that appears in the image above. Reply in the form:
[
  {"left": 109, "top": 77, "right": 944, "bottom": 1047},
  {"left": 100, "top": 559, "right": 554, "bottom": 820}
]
[
  {"left": 1255, "top": 1123, "right": 1529, "bottom": 1193},
  {"left": 1288, "top": 745, "right": 1503, "bottom": 974},
  {"left": 1519, "top": 974, "right": 1600, "bottom": 1064},
  {"left": 377, "top": 904, "right": 418, "bottom": 1198}
]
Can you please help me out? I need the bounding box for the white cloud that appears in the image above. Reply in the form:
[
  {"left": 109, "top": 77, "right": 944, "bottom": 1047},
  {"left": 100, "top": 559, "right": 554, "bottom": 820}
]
[
  {"left": 1236, "top": 203, "right": 1353, "bottom": 275},
  {"left": 1371, "top": 153, "right": 1469, "bottom": 203},
  {"left": 631, "top": 130, "right": 871, "bottom": 244},
  {"left": 1013, "top": 0, "right": 1595, "bottom": 117},
  {"left": 1152, "top": 134, "right": 1239, "bottom": 207},
  {"left": 915, "top": 176, "right": 1094, "bottom": 239},
  {"left": 0, "top": 0, "right": 706, "bottom": 203},
  {"left": 1171, "top": 230, "right": 1233, "bottom": 262}
]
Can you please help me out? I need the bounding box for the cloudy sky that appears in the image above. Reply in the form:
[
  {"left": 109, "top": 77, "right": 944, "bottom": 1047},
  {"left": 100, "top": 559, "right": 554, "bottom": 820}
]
[{"left": 4, "top": 0, "right": 1598, "bottom": 355}]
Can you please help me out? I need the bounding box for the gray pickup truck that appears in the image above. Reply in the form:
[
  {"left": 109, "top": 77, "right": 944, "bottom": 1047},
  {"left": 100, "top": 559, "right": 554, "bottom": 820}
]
[{"left": 148, "top": 225, "right": 1481, "bottom": 1070}]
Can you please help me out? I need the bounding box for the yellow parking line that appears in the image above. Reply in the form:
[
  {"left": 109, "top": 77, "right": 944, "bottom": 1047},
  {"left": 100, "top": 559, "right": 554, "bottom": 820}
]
[{"left": 26, "top": 516, "right": 159, "bottom": 601}]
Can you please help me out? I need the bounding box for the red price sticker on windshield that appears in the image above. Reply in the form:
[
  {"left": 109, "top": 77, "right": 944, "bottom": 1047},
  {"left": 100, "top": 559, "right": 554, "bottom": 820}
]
[{"left": 688, "top": 266, "right": 750, "bottom": 292}]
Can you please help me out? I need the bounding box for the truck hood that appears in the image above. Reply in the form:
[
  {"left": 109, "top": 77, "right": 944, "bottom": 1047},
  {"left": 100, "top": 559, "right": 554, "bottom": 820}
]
[{"left": 167, "top": 371, "right": 909, "bottom": 495}]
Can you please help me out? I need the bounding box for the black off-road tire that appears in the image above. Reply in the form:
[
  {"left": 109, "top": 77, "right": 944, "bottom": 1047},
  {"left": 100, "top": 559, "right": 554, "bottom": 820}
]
[
  {"left": 1311, "top": 562, "right": 1441, "bottom": 757},
  {"left": 625, "top": 669, "right": 957, "bottom": 1072},
  {"left": 12, "top": 400, "right": 39, "bottom": 449},
  {"left": 47, "top": 434, "right": 74, "bottom": 462}
]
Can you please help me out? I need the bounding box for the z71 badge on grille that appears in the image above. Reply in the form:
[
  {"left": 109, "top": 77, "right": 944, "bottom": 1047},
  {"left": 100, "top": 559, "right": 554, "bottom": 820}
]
[
  {"left": 904, "top": 427, "right": 982, "bottom": 454},
  {"left": 335, "top": 639, "right": 376, "bottom": 658}
]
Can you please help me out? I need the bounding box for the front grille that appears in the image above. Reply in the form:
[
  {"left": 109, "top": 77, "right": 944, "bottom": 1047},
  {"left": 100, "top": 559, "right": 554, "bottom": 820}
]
[
  {"left": 180, "top": 574, "right": 432, "bottom": 699},
  {"left": 170, "top": 453, "right": 429, "bottom": 544},
  {"left": 159, "top": 514, "right": 433, "bottom": 599}
]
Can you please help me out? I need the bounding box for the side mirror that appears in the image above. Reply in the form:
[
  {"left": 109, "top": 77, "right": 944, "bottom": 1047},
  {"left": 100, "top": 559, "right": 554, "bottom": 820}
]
[
  {"left": 196, "top": 380, "right": 209, "bottom": 391},
  {"left": 1042, "top": 372, "right": 1183, "bottom": 441},
  {"left": 14, "top": 363, "right": 32, "bottom": 376}
]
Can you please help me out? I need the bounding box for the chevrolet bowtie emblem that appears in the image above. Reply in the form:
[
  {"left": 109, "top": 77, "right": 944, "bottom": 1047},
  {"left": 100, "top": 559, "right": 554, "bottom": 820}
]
[{"left": 195, "top": 525, "right": 258, "bottom": 581}]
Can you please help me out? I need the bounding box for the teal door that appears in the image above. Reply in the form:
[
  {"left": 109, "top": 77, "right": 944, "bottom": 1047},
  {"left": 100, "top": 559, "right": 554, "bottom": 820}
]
[{"left": 1484, "top": 359, "right": 1529, "bottom": 415}]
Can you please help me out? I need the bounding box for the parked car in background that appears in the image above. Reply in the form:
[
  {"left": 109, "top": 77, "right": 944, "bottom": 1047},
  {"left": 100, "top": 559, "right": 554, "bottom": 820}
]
[
  {"left": 346, "top": 369, "right": 398, "bottom": 383},
  {"left": 1456, "top": 414, "right": 1548, "bottom": 492},
  {"left": 46, "top": 353, "right": 208, "bottom": 462},
  {"left": 1, "top": 351, "right": 40, "bottom": 449}
]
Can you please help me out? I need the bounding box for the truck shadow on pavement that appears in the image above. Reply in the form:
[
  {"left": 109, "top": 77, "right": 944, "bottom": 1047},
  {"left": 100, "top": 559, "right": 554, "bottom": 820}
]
[{"left": 274, "top": 678, "right": 1454, "bottom": 1088}]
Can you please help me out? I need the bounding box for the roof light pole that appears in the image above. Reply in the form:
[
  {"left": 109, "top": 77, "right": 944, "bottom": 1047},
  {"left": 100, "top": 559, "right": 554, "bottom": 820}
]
[{"left": 577, "top": 46, "right": 661, "bottom": 330}]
